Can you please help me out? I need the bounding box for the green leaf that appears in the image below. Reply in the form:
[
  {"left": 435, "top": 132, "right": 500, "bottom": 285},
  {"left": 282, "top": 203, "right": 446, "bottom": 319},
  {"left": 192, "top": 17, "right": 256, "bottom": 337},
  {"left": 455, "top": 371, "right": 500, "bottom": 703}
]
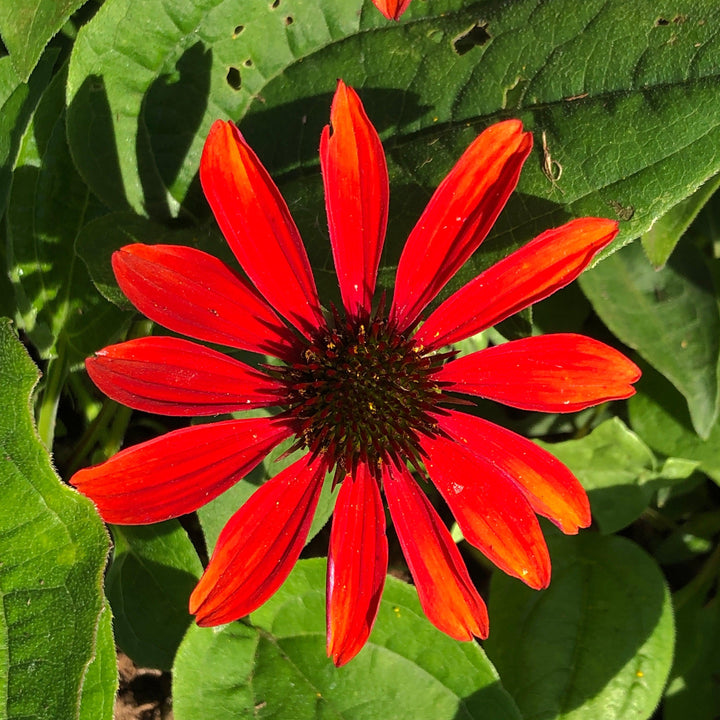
[
  {"left": 6, "top": 65, "right": 130, "bottom": 367},
  {"left": 0, "top": 319, "right": 113, "bottom": 720},
  {"left": 173, "top": 558, "right": 521, "bottom": 720},
  {"left": 78, "top": 602, "right": 118, "bottom": 720},
  {"left": 580, "top": 239, "right": 720, "bottom": 439},
  {"left": 0, "top": 50, "right": 56, "bottom": 222},
  {"left": 105, "top": 520, "right": 202, "bottom": 670},
  {"left": 75, "top": 211, "right": 231, "bottom": 308},
  {"left": 537, "top": 418, "right": 696, "bottom": 534},
  {"left": 664, "top": 595, "right": 720, "bottom": 720},
  {"left": 629, "top": 364, "right": 720, "bottom": 485},
  {"left": 642, "top": 173, "right": 720, "bottom": 269},
  {"left": 485, "top": 533, "right": 674, "bottom": 720},
  {"left": 0, "top": 0, "right": 86, "bottom": 81},
  {"left": 198, "top": 433, "right": 336, "bottom": 554},
  {"left": 65, "top": 0, "right": 720, "bottom": 295},
  {"left": 532, "top": 281, "right": 592, "bottom": 335}
]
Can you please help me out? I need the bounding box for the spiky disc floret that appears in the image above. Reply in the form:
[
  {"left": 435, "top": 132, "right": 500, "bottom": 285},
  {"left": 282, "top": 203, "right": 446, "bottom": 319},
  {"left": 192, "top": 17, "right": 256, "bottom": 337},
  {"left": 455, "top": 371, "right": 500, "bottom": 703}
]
[{"left": 273, "top": 311, "right": 451, "bottom": 479}]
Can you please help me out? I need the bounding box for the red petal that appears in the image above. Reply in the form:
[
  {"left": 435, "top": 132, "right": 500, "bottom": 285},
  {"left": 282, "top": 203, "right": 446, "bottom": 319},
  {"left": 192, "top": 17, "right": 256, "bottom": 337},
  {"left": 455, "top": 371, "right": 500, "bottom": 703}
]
[
  {"left": 190, "top": 453, "right": 325, "bottom": 625},
  {"left": 200, "top": 120, "right": 323, "bottom": 337},
  {"left": 420, "top": 429, "right": 551, "bottom": 589},
  {"left": 437, "top": 411, "right": 590, "bottom": 534},
  {"left": 382, "top": 461, "right": 488, "bottom": 641},
  {"left": 437, "top": 333, "right": 641, "bottom": 413},
  {"left": 113, "top": 244, "right": 297, "bottom": 361},
  {"left": 87, "top": 336, "right": 284, "bottom": 416},
  {"left": 70, "top": 417, "right": 291, "bottom": 524},
  {"left": 320, "top": 81, "right": 388, "bottom": 321},
  {"left": 415, "top": 217, "right": 619, "bottom": 350},
  {"left": 372, "top": 0, "right": 412, "bottom": 20},
  {"left": 327, "top": 463, "right": 388, "bottom": 666},
  {"left": 390, "top": 120, "right": 532, "bottom": 332}
]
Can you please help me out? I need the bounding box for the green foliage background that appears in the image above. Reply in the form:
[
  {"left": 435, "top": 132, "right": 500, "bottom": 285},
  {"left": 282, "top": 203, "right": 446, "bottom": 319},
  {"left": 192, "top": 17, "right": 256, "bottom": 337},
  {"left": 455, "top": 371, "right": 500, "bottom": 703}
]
[{"left": 1, "top": 0, "right": 719, "bottom": 718}]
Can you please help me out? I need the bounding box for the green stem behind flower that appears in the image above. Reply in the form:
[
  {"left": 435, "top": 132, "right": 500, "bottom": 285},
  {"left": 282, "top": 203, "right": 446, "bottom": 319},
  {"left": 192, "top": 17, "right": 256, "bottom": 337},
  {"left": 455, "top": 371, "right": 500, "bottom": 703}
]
[{"left": 36, "top": 349, "right": 69, "bottom": 451}]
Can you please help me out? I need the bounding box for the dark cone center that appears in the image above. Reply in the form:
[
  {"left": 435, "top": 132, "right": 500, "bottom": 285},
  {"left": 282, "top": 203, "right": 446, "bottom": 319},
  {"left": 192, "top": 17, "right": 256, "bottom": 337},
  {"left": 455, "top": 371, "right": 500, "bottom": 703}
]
[{"left": 277, "top": 316, "right": 449, "bottom": 476}]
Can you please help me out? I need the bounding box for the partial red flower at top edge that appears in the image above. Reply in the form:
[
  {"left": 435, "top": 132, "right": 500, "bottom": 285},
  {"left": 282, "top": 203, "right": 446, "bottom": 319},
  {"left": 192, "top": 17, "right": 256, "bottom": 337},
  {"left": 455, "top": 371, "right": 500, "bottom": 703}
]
[
  {"left": 372, "top": 0, "right": 413, "bottom": 21},
  {"left": 70, "top": 79, "right": 641, "bottom": 667}
]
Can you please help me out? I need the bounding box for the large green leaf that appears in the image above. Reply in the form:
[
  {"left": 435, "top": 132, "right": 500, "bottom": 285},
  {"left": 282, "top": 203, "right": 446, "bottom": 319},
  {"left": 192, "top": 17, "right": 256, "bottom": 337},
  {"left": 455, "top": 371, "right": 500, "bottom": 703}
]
[
  {"left": 78, "top": 602, "right": 118, "bottom": 720},
  {"left": 664, "top": 594, "right": 720, "bottom": 720},
  {"left": 0, "top": 0, "right": 86, "bottom": 81},
  {"left": 0, "top": 50, "right": 55, "bottom": 223},
  {"left": 6, "top": 65, "right": 130, "bottom": 367},
  {"left": 0, "top": 320, "right": 114, "bottom": 720},
  {"left": 75, "top": 211, "right": 231, "bottom": 309},
  {"left": 538, "top": 418, "right": 697, "bottom": 534},
  {"left": 66, "top": 0, "right": 720, "bottom": 298},
  {"left": 641, "top": 173, "right": 720, "bottom": 269},
  {"left": 173, "top": 558, "right": 521, "bottom": 720},
  {"left": 105, "top": 520, "right": 202, "bottom": 670},
  {"left": 485, "top": 533, "right": 674, "bottom": 720},
  {"left": 629, "top": 364, "right": 720, "bottom": 485},
  {"left": 0, "top": 55, "right": 52, "bottom": 320},
  {"left": 580, "top": 239, "right": 720, "bottom": 439}
]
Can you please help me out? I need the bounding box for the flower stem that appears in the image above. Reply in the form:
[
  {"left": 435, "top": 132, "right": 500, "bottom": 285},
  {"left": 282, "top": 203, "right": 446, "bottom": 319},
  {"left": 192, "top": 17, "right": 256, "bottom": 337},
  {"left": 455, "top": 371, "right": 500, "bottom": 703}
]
[
  {"left": 36, "top": 350, "right": 69, "bottom": 451},
  {"left": 65, "top": 318, "right": 151, "bottom": 474},
  {"left": 674, "top": 540, "right": 720, "bottom": 611},
  {"left": 65, "top": 396, "right": 123, "bottom": 476}
]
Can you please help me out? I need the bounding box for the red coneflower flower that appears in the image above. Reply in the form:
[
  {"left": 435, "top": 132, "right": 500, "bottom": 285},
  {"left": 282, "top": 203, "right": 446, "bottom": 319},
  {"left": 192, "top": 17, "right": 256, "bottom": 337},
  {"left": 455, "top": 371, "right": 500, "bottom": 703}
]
[
  {"left": 372, "top": 0, "right": 412, "bottom": 21},
  {"left": 71, "top": 80, "right": 640, "bottom": 666}
]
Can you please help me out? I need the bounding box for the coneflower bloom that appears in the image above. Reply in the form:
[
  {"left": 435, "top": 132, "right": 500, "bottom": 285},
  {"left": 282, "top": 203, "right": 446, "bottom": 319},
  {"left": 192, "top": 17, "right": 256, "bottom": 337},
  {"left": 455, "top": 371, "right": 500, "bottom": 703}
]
[
  {"left": 372, "top": 0, "right": 412, "bottom": 21},
  {"left": 71, "top": 80, "right": 640, "bottom": 666}
]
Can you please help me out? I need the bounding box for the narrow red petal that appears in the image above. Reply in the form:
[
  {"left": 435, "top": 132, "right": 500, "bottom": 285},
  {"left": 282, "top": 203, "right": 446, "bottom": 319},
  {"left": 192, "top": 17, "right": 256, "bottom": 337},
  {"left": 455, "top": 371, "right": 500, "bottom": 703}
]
[
  {"left": 390, "top": 120, "right": 532, "bottom": 331},
  {"left": 327, "top": 463, "right": 388, "bottom": 666},
  {"left": 113, "top": 244, "right": 297, "bottom": 361},
  {"left": 420, "top": 430, "right": 551, "bottom": 589},
  {"left": 372, "top": 0, "right": 412, "bottom": 20},
  {"left": 70, "top": 417, "right": 291, "bottom": 524},
  {"left": 200, "top": 120, "right": 323, "bottom": 337},
  {"left": 437, "top": 334, "right": 641, "bottom": 413},
  {"left": 320, "top": 81, "right": 388, "bottom": 320},
  {"left": 86, "top": 336, "right": 284, "bottom": 416},
  {"left": 382, "top": 461, "right": 488, "bottom": 641},
  {"left": 437, "top": 410, "right": 591, "bottom": 534},
  {"left": 415, "top": 217, "right": 619, "bottom": 350},
  {"left": 190, "top": 453, "right": 325, "bottom": 625}
]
